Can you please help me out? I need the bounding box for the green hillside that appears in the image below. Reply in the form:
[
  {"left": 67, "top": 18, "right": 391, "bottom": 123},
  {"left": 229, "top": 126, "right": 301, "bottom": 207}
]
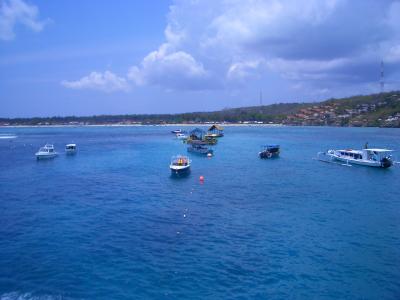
[{"left": 1, "top": 91, "right": 399, "bottom": 127}]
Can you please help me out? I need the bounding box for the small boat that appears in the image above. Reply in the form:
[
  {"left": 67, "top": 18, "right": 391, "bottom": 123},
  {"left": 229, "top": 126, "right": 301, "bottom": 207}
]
[
  {"left": 170, "top": 155, "right": 191, "bottom": 174},
  {"left": 259, "top": 145, "right": 280, "bottom": 159},
  {"left": 35, "top": 144, "right": 58, "bottom": 159},
  {"left": 187, "top": 141, "right": 214, "bottom": 155},
  {"left": 65, "top": 143, "right": 77, "bottom": 154},
  {"left": 0, "top": 134, "right": 17, "bottom": 139},
  {"left": 171, "top": 129, "right": 186, "bottom": 134},
  {"left": 318, "top": 148, "right": 394, "bottom": 168},
  {"left": 176, "top": 133, "right": 187, "bottom": 140}
]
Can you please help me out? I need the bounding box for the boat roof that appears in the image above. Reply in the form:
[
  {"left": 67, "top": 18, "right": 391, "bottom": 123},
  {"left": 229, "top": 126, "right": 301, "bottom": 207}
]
[
  {"left": 263, "top": 144, "right": 280, "bottom": 148},
  {"left": 208, "top": 124, "right": 224, "bottom": 131},
  {"left": 365, "top": 148, "right": 394, "bottom": 152},
  {"left": 338, "top": 149, "right": 362, "bottom": 153},
  {"left": 338, "top": 148, "right": 393, "bottom": 153},
  {"left": 66, "top": 143, "right": 76, "bottom": 147}
]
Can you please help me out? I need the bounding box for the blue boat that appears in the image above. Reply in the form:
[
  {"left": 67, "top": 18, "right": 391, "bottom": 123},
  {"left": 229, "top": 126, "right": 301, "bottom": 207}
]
[
  {"left": 259, "top": 145, "right": 280, "bottom": 159},
  {"left": 187, "top": 141, "right": 214, "bottom": 155}
]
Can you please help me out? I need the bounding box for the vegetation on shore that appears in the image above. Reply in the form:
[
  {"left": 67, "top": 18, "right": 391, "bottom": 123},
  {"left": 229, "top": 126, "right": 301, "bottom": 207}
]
[{"left": 1, "top": 91, "right": 399, "bottom": 127}]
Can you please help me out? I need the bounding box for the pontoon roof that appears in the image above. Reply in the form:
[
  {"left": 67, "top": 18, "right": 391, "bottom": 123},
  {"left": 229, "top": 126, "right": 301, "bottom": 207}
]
[{"left": 208, "top": 124, "right": 224, "bottom": 131}]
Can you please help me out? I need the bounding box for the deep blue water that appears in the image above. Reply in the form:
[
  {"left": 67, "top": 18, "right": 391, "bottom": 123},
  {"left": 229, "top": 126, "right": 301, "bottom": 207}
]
[{"left": 0, "top": 126, "right": 399, "bottom": 300}]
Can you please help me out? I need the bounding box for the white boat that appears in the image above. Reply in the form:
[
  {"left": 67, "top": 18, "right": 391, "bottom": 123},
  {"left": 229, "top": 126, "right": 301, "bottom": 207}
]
[
  {"left": 171, "top": 129, "right": 186, "bottom": 134},
  {"left": 35, "top": 144, "right": 58, "bottom": 159},
  {"left": 0, "top": 134, "right": 17, "bottom": 139},
  {"left": 318, "top": 148, "right": 394, "bottom": 168},
  {"left": 176, "top": 133, "right": 187, "bottom": 140},
  {"left": 65, "top": 143, "right": 77, "bottom": 154},
  {"left": 170, "top": 155, "right": 191, "bottom": 174}
]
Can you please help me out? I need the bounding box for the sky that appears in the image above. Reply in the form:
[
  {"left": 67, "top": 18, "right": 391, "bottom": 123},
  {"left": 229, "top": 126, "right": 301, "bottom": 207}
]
[{"left": 1, "top": 0, "right": 400, "bottom": 117}]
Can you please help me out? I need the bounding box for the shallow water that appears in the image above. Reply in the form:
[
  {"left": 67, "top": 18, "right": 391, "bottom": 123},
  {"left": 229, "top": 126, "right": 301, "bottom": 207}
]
[{"left": 0, "top": 126, "right": 399, "bottom": 300}]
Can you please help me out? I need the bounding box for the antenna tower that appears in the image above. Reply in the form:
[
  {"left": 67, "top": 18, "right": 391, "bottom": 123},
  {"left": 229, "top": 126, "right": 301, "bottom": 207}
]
[{"left": 380, "top": 61, "right": 385, "bottom": 93}]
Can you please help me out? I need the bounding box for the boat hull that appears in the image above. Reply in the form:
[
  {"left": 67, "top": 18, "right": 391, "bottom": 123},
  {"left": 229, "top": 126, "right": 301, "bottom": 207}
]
[
  {"left": 259, "top": 151, "right": 279, "bottom": 159},
  {"left": 205, "top": 133, "right": 223, "bottom": 138},
  {"left": 319, "top": 152, "right": 393, "bottom": 168},
  {"left": 36, "top": 153, "right": 58, "bottom": 160},
  {"left": 170, "top": 165, "right": 191, "bottom": 174},
  {"left": 65, "top": 150, "right": 76, "bottom": 155},
  {"left": 187, "top": 148, "right": 213, "bottom": 155}
]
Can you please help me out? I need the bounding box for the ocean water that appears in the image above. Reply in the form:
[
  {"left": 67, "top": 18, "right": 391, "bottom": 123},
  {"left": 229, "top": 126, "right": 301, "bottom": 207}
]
[{"left": 0, "top": 126, "right": 399, "bottom": 300}]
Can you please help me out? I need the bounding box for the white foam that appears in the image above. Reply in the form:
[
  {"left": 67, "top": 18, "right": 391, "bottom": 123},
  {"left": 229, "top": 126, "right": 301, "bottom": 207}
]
[
  {"left": 0, "top": 135, "right": 17, "bottom": 139},
  {"left": 1, "top": 292, "right": 64, "bottom": 300}
]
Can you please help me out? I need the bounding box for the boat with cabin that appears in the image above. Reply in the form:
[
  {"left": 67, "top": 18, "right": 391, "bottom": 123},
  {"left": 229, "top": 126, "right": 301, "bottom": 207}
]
[
  {"left": 65, "top": 143, "right": 77, "bottom": 154},
  {"left": 170, "top": 155, "right": 191, "bottom": 174},
  {"left": 259, "top": 145, "right": 280, "bottom": 159},
  {"left": 35, "top": 144, "right": 58, "bottom": 159},
  {"left": 187, "top": 140, "right": 214, "bottom": 156},
  {"left": 318, "top": 148, "right": 394, "bottom": 168}
]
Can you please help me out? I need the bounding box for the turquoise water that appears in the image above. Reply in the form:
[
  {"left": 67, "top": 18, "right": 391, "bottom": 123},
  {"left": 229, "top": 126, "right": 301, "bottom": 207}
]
[{"left": 0, "top": 126, "right": 399, "bottom": 300}]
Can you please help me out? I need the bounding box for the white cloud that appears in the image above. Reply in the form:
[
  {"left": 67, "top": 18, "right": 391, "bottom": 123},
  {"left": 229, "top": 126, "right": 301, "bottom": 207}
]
[
  {"left": 63, "top": 0, "right": 400, "bottom": 95},
  {"left": 227, "top": 59, "right": 265, "bottom": 81},
  {"left": 127, "top": 43, "right": 213, "bottom": 90},
  {"left": 61, "top": 71, "right": 129, "bottom": 93},
  {"left": 0, "top": 0, "right": 48, "bottom": 41}
]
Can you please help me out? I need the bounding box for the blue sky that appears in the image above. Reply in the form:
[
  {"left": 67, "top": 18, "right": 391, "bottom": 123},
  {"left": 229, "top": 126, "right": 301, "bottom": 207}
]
[{"left": 1, "top": 0, "right": 400, "bottom": 117}]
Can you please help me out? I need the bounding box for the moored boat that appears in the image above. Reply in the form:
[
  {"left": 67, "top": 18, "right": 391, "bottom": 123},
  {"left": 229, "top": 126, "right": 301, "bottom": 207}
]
[
  {"left": 176, "top": 133, "right": 187, "bottom": 140},
  {"left": 65, "top": 143, "right": 77, "bottom": 154},
  {"left": 206, "top": 124, "right": 224, "bottom": 138},
  {"left": 170, "top": 155, "right": 191, "bottom": 174},
  {"left": 171, "top": 129, "right": 186, "bottom": 134},
  {"left": 35, "top": 144, "right": 58, "bottom": 159},
  {"left": 259, "top": 145, "right": 280, "bottom": 159},
  {"left": 187, "top": 141, "right": 214, "bottom": 155},
  {"left": 318, "top": 148, "right": 394, "bottom": 168}
]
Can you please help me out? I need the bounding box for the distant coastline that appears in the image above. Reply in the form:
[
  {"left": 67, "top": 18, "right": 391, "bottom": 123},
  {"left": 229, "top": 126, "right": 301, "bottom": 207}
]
[
  {"left": 1, "top": 91, "right": 399, "bottom": 128},
  {"left": 0, "top": 123, "right": 285, "bottom": 128}
]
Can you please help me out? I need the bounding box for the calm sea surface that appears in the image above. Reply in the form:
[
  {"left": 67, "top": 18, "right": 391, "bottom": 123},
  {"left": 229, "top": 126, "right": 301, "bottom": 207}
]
[{"left": 0, "top": 126, "right": 399, "bottom": 300}]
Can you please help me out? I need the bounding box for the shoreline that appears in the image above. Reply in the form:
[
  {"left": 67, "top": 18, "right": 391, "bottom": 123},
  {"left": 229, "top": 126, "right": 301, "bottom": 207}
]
[
  {"left": 0, "top": 123, "right": 285, "bottom": 128},
  {"left": 0, "top": 124, "right": 398, "bottom": 129}
]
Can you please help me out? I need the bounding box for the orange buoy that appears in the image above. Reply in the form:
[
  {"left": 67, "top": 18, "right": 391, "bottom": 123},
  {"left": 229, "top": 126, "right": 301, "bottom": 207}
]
[{"left": 199, "top": 175, "right": 204, "bottom": 181}]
